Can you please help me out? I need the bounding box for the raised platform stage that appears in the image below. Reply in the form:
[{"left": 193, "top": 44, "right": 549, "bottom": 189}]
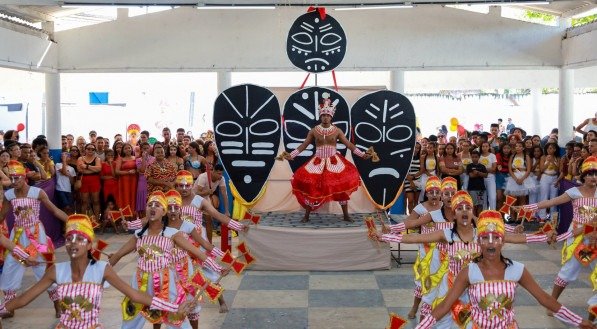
[{"left": 240, "top": 212, "right": 408, "bottom": 271}]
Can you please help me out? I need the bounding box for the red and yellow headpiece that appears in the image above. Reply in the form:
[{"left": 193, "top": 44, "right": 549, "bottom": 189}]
[
  {"left": 7, "top": 160, "right": 26, "bottom": 177},
  {"left": 425, "top": 176, "right": 441, "bottom": 192},
  {"left": 441, "top": 177, "right": 458, "bottom": 191},
  {"left": 581, "top": 156, "right": 597, "bottom": 175},
  {"left": 477, "top": 210, "right": 505, "bottom": 237},
  {"left": 165, "top": 189, "right": 182, "bottom": 206},
  {"left": 451, "top": 190, "right": 473, "bottom": 210},
  {"left": 147, "top": 191, "right": 167, "bottom": 210},
  {"left": 127, "top": 124, "right": 140, "bottom": 135},
  {"left": 65, "top": 214, "right": 95, "bottom": 242},
  {"left": 176, "top": 170, "right": 194, "bottom": 186}
]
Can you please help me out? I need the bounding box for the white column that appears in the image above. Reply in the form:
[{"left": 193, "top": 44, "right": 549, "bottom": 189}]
[
  {"left": 45, "top": 72, "right": 61, "bottom": 153},
  {"left": 558, "top": 68, "right": 574, "bottom": 146},
  {"left": 217, "top": 71, "right": 231, "bottom": 94},
  {"left": 389, "top": 70, "right": 405, "bottom": 93},
  {"left": 531, "top": 88, "right": 541, "bottom": 136}
]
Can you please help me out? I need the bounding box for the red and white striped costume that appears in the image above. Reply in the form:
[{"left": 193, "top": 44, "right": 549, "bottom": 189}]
[
  {"left": 466, "top": 261, "right": 524, "bottom": 329},
  {"left": 122, "top": 227, "right": 182, "bottom": 329},
  {"left": 54, "top": 261, "right": 107, "bottom": 329},
  {"left": 0, "top": 187, "right": 58, "bottom": 302},
  {"left": 553, "top": 187, "right": 597, "bottom": 287},
  {"left": 169, "top": 219, "right": 202, "bottom": 321}
]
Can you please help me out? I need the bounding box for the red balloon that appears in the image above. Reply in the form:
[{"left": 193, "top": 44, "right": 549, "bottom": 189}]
[
  {"left": 16, "top": 123, "right": 25, "bottom": 132},
  {"left": 457, "top": 124, "right": 465, "bottom": 135}
]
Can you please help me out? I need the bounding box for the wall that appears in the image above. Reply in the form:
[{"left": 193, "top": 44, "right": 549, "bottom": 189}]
[{"left": 55, "top": 6, "right": 565, "bottom": 72}]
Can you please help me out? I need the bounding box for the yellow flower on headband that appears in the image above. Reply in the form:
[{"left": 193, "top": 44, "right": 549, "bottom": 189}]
[
  {"left": 165, "top": 189, "right": 182, "bottom": 206},
  {"left": 65, "top": 214, "right": 95, "bottom": 241},
  {"left": 176, "top": 170, "right": 194, "bottom": 186},
  {"left": 441, "top": 177, "right": 457, "bottom": 191},
  {"left": 7, "top": 160, "right": 26, "bottom": 176},
  {"left": 147, "top": 191, "right": 167, "bottom": 210},
  {"left": 477, "top": 210, "right": 505, "bottom": 237},
  {"left": 451, "top": 190, "right": 473, "bottom": 210},
  {"left": 425, "top": 176, "right": 441, "bottom": 192},
  {"left": 581, "top": 156, "right": 597, "bottom": 175}
]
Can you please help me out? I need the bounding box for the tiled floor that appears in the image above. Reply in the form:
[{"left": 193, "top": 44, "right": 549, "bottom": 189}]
[{"left": 2, "top": 229, "right": 593, "bottom": 329}]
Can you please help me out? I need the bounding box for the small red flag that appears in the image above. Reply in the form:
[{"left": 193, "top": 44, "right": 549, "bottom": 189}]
[
  {"left": 386, "top": 312, "right": 407, "bottom": 329},
  {"left": 236, "top": 242, "right": 248, "bottom": 254},
  {"left": 204, "top": 283, "right": 223, "bottom": 301},
  {"left": 221, "top": 251, "right": 234, "bottom": 264},
  {"left": 231, "top": 260, "right": 247, "bottom": 275}
]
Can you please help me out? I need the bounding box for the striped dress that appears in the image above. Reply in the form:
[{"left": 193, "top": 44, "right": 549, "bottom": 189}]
[
  {"left": 1, "top": 187, "right": 58, "bottom": 301},
  {"left": 553, "top": 187, "right": 597, "bottom": 286},
  {"left": 467, "top": 261, "right": 524, "bottom": 329},
  {"left": 55, "top": 261, "right": 108, "bottom": 329},
  {"left": 433, "top": 228, "right": 481, "bottom": 329},
  {"left": 184, "top": 195, "right": 219, "bottom": 282},
  {"left": 122, "top": 227, "right": 184, "bottom": 329}
]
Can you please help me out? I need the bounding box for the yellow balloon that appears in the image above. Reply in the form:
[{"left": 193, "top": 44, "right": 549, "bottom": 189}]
[
  {"left": 450, "top": 117, "right": 459, "bottom": 126},
  {"left": 450, "top": 124, "right": 457, "bottom": 132}
]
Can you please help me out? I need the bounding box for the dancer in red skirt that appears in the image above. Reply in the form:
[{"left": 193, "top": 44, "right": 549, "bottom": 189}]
[{"left": 285, "top": 93, "right": 371, "bottom": 222}]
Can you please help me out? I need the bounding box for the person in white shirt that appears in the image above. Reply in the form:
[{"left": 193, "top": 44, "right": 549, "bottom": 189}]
[
  {"left": 192, "top": 164, "right": 230, "bottom": 242},
  {"left": 55, "top": 152, "right": 76, "bottom": 214}
]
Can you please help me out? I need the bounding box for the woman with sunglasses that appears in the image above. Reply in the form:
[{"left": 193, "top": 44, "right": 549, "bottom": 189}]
[
  {"left": 523, "top": 155, "right": 597, "bottom": 316},
  {"left": 77, "top": 143, "right": 102, "bottom": 219},
  {"left": 375, "top": 191, "right": 552, "bottom": 327},
  {"left": 416, "top": 210, "right": 594, "bottom": 329},
  {"left": 110, "top": 191, "right": 227, "bottom": 329},
  {"left": 0, "top": 161, "right": 68, "bottom": 319},
  {"left": 0, "top": 214, "right": 193, "bottom": 329}
]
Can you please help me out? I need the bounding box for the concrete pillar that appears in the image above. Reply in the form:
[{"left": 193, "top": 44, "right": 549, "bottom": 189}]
[
  {"left": 45, "top": 72, "right": 61, "bottom": 159},
  {"left": 217, "top": 71, "right": 231, "bottom": 94},
  {"left": 117, "top": 8, "right": 129, "bottom": 20},
  {"left": 216, "top": 70, "right": 233, "bottom": 250},
  {"left": 389, "top": 70, "right": 405, "bottom": 93},
  {"left": 558, "top": 68, "right": 574, "bottom": 146},
  {"left": 531, "top": 88, "right": 541, "bottom": 136}
]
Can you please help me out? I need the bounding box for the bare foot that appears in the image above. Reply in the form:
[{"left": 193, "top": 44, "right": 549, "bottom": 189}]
[
  {"left": 219, "top": 302, "right": 229, "bottom": 313},
  {"left": 343, "top": 216, "right": 354, "bottom": 223},
  {"left": 546, "top": 310, "right": 553, "bottom": 317},
  {"left": 0, "top": 310, "right": 14, "bottom": 319},
  {"left": 407, "top": 308, "right": 417, "bottom": 319}
]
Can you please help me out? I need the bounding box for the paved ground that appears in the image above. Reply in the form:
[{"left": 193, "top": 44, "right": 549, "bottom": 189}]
[{"left": 2, "top": 224, "right": 593, "bottom": 329}]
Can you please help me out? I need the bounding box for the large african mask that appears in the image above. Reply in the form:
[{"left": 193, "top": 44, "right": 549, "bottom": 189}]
[
  {"left": 286, "top": 8, "right": 347, "bottom": 73},
  {"left": 282, "top": 87, "right": 350, "bottom": 172},
  {"left": 213, "top": 84, "right": 281, "bottom": 203},
  {"left": 351, "top": 91, "right": 417, "bottom": 209}
]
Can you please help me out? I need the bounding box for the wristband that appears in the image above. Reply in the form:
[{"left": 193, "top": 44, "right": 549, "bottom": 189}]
[
  {"left": 227, "top": 220, "right": 244, "bottom": 231},
  {"left": 553, "top": 305, "right": 582, "bottom": 327},
  {"left": 289, "top": 149, "right": 300, "bottom": 160},
  {"left": 149, "top": 297, "right": 178, "bottom": 312},
  {"left": 210, "top": 247, "right": 225, "bottom": 259},
  {"left": 504, "top": 224, "right": 516, "bottom": 233},
  {"left": 525, "top": 234, "right": 548, "bottom": 243},
  {"left": 381, "top": 233, "right": 403, "bottom": 243},
  {"left": 127, "top": 219, "right": 143, "bottom": 230},
  {"left": 12, "top": 246, "right": 30, "bottom": 261},
  {"left": 389, "top": 222, "right": 406, "bottom": 234},
  {"left": 415, "top": 315, "right": 437, "bottom": 329},
  {"left": 556, "top": 231, "right": 573, "bottom": 242},
  {"left": 203, "top": 257, "right": 223, "bottom": 273},
  {"left": 524, "top": 203, "right": 538, "bottom": 211},
  {"left": 353, "top": 148, "right": 366, "bottom": 158}
]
